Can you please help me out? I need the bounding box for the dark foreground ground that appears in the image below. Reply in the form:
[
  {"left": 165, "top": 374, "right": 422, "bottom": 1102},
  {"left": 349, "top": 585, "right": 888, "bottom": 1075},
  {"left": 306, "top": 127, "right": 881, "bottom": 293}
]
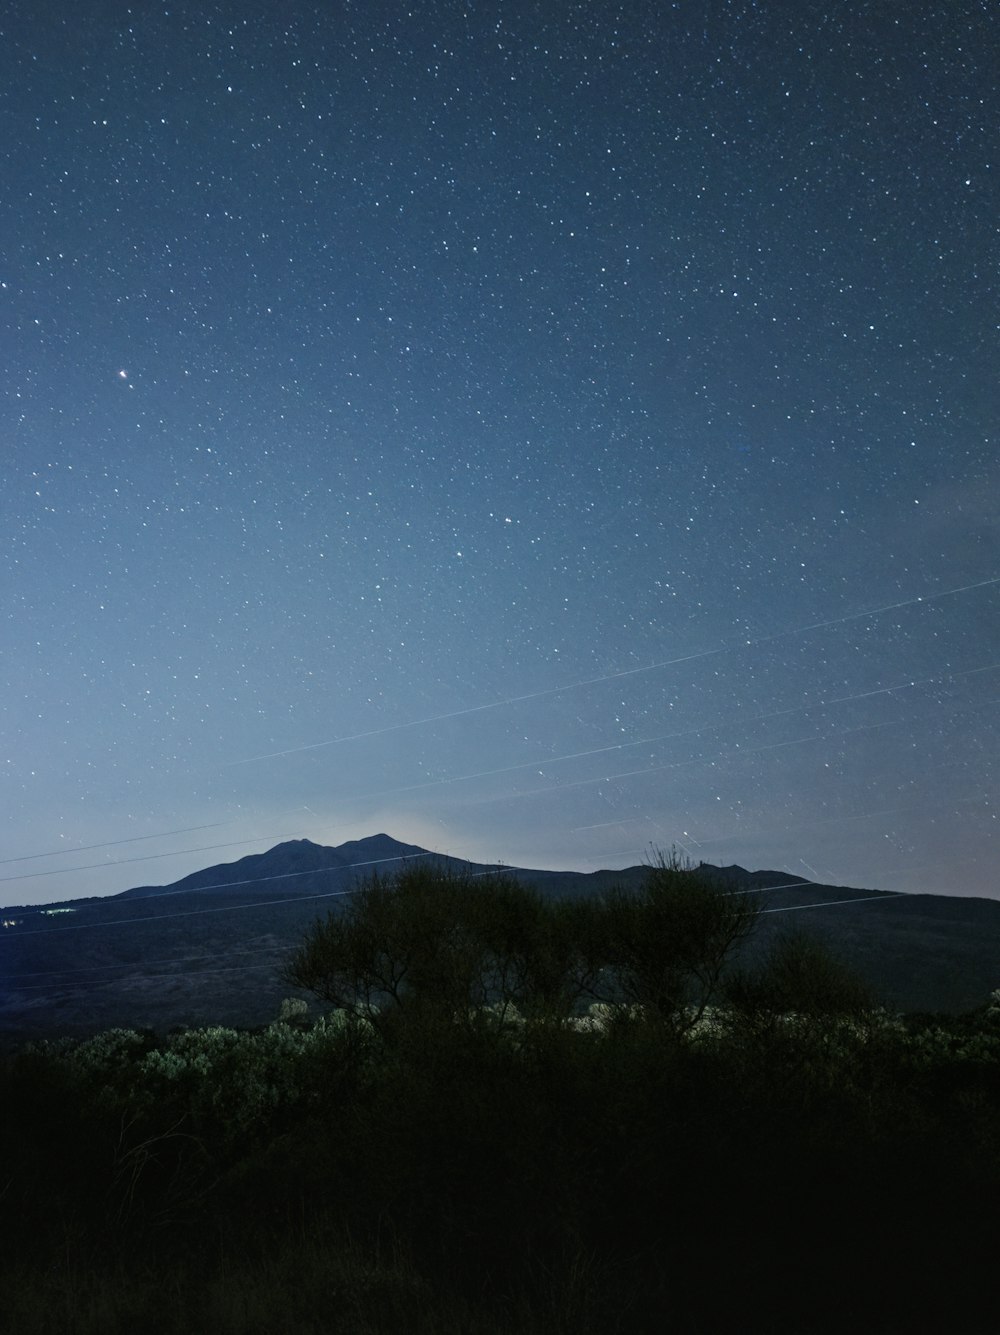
[{"left": 4, "top": 1001, "right": 1000, "bottom": 1334}]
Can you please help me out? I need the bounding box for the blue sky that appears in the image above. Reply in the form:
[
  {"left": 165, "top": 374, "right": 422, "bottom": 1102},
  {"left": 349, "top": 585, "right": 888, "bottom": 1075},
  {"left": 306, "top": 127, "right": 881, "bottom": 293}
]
[{"left": 3, "top": 0, "right": 997, "bottom": 905}]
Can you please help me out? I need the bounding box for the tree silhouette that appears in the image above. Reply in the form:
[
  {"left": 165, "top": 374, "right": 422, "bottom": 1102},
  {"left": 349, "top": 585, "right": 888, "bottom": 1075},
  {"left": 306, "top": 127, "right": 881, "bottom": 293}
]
[{"left": 282, "top": 848, "right": 759, "bottom": 1036}]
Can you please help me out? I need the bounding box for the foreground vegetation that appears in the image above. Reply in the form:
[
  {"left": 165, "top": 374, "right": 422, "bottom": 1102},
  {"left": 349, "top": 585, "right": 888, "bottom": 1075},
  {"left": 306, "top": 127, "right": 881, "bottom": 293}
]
[{"left": 4, "top": 858, "right": 1000, "bottom": 1332}]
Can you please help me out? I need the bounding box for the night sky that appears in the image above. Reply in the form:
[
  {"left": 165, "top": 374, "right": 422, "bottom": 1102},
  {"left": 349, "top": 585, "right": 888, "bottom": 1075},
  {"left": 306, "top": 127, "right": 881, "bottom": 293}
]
[{"left": 3, "top": 1, "right": 998, "bottom": 908}]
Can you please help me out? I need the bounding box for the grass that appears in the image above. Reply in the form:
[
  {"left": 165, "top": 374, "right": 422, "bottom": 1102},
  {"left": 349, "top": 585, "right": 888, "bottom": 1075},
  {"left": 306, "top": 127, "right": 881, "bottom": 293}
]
[{"left": 1, "top": 1224, "right": 633, "bottom": 1335}]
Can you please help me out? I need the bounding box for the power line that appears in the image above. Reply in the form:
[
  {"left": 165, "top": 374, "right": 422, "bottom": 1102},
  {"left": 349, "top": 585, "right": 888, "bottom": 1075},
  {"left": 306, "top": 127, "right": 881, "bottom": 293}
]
[
  {"left": 345, "top": 658, "right": 1000, "bottom": 808},
  {"left": 0, "top": 888, "right": 354, "bottom": 936},
  {"left": 0, "top": 822, "right": 229, "bottom": 867},
  {"left": 5, "top": 637, "right": 996, "bottom": 909},
  {"left": 0, "top": 830, "right": 315, "bottom": 886},
  {"left": 0, "top": 851, "right": 439, "bottom": 934},
  {"left": 0, "top": 805, "right": 322, "bottom": 869},
  {"left": 761, "top": 892, "right": 904, "bottom": 913},
  {"left": 226, "top": 574, "right": 1000, "bottom": 765},
  {"left": 2, "top": 888, "right": 909, "bottom": 999},
  {"left": 5, "top": 938, "right": 285, "bottom": 981}
]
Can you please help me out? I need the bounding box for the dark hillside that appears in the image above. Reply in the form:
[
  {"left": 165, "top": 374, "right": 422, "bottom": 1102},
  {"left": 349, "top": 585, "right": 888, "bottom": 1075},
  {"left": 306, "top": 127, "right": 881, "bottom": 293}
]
[{"left": 2, "top": 837, "right": 999, "bottom": 1044}]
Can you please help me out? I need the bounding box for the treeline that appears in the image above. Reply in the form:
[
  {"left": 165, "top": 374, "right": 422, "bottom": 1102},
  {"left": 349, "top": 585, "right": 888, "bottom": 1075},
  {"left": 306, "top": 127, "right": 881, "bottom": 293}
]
[{"left": 4, "top": 858, "right": 1000, "bottom": 1333}]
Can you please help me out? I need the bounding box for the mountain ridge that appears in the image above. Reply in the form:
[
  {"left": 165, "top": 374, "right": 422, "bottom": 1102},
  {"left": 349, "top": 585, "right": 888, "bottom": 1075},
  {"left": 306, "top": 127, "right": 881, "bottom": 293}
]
[
  {"left": 114, "top": 833, "right": 434, "bottom": 899},
  {"left": 1, "top": 834, "right": 998, "bottom": 1043}
]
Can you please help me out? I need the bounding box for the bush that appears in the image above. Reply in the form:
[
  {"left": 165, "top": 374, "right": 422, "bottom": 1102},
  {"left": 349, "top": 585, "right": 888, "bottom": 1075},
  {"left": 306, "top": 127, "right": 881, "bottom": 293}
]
[
  {"left": 280, "top": 865, "right": 596, "bottom": 1033},
  {"left": 282, "top": 849, "right": 758, "bottom": 1039}
]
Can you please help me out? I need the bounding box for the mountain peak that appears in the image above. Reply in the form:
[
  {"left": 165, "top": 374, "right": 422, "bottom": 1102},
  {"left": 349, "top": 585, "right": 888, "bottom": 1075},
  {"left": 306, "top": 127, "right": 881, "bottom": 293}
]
[{"left": 330, "top": 832, "right": 437, "bottom": 865}]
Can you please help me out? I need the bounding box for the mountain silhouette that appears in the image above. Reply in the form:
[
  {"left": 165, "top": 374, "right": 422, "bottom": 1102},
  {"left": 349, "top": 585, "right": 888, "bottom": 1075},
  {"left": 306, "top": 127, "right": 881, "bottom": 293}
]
[
  {"left": 2, "top": 834, "right": 999, "bottom": 1044},
  {"left": 116, "top": 833, "right": 435, "bottom": 899}
]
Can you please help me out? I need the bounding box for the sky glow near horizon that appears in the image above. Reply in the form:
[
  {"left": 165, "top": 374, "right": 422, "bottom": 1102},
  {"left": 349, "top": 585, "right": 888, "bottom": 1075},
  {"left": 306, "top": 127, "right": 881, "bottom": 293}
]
[{"left": 3, "top": 1, "right": 998, "bottom": 906}]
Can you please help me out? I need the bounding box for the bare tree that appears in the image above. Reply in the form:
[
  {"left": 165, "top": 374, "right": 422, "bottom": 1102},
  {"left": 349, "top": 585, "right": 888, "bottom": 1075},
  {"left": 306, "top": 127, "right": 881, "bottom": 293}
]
[
  {"left": 281, "top": 849, "right": 759, "bottom": 1038},
  {"left": 598, "top": 846, "right": 759, "bottom": 1032},
  {"left": 280, "top": 865, "right": 587, "bottom": 1031}
]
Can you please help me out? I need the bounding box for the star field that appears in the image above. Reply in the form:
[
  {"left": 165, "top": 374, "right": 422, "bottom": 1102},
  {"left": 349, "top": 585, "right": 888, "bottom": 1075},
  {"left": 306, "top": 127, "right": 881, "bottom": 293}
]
[{"left": 3, "top": 1, "right": 998, "bottom": 905}]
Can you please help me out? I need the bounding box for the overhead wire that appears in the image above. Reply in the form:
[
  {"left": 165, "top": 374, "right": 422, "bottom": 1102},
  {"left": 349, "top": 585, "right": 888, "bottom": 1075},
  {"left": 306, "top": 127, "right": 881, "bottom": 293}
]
[
  {"left": 2, "top": 882, "right": 907, "bottom": 998},
  {"left": 3, "top": 579, "right": 997, "bottom": 910},
  {"left": 0, "top": 829, "right": 320, "bottom": 886},
  {"left": 5, "top": 937, "right": 286, "bottom": 981},
  {"left": 225, "top": 573, "right": 1000, "bottom": 765},
  {"left": 0, "top": 850, "right": 444, "bottom": 934},
  {"left": 0, "top": 822, "right": 230, "bottom": 867}
]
